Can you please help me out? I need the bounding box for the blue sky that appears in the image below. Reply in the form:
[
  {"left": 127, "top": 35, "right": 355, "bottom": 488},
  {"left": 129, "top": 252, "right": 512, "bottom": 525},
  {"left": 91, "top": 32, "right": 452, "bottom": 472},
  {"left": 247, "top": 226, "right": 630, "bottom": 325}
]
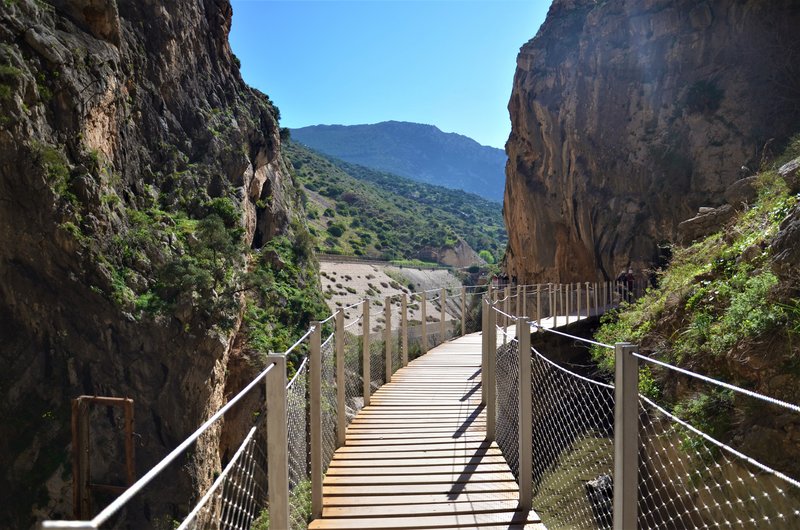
[{"left": 229, "top": 1, "right": 550, "bottom": 149}]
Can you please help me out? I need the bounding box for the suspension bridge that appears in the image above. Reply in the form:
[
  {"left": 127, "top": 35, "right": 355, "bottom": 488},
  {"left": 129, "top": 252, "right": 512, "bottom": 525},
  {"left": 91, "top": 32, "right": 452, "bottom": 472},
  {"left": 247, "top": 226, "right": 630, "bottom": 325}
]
[{"left": 41, "top": 281, "right": 800, "bottom": 529}]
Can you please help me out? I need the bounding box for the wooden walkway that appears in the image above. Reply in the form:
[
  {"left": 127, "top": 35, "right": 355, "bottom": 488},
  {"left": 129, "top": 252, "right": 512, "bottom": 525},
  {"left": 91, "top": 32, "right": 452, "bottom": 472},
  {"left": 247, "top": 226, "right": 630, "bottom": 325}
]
[{"left": 309, "top": 333, "right": 545, "bottom": 530}]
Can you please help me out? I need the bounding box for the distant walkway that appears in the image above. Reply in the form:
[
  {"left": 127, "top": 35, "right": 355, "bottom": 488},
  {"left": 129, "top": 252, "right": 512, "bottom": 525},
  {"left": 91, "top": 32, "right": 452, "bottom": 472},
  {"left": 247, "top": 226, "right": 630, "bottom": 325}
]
[{"left": 309, "top": 333, "right": 545, "bottom": 530}]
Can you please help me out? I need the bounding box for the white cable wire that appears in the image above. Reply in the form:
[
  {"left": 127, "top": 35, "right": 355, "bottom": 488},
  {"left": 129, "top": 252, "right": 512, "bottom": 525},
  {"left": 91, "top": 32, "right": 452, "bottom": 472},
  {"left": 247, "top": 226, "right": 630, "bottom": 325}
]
[
  {"left": 284, "top": 326, "right": 315, "bottom": 357},
  {"left": 531, "top": 322, "right": 615, "bottom": 350},
  {"left": 640, "top": 395, "right": 800, "bottom": 490},
  {"left": 632, "top": 352, "right": 800, "bottom": 414},
  {"left": 286, "top": 357, "right": 309, "bottom": 390},
  {"left": 531, "top": 345, "right": 615, "bottom": 390},
  {"left": 176, "top": 427, "right": 258, "bottom": 530}
]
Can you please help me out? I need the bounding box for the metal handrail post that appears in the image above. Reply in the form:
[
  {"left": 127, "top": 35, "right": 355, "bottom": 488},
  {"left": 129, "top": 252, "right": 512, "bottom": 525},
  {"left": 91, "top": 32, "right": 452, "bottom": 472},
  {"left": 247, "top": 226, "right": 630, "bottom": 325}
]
[
  {"left": 362, "top": 300, "right": 370, "bottom": 406},
  {"left": 614, "top": 343, "right": 639, "bottom": 530}
]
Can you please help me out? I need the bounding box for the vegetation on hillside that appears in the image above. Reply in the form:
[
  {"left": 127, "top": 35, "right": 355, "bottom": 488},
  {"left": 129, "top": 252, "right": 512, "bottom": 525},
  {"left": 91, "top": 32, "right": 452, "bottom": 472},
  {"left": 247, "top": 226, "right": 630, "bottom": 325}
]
[
  {"left": 592, "top": 136, "right": 800, "bottom": 470},
  {"left": 290, "top": 121, "right": 507, "bottom": 201},
  {"left": 284, "top": 141, "right": 506, "bottom": 264}
]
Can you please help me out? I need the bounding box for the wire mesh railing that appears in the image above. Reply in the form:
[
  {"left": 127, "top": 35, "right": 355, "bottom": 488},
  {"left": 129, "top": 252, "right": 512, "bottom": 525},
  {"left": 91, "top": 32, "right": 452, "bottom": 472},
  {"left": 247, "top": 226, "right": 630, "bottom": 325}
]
[
  {"left": 495, "top": 338, "right": 521, "bottom": 479},
  {"left": 483, "top": 297, "right": 800, "bottom": 530},
  {"left": 320, "top": 333, "right": 337, "bottom": 474},
  {"left": 179, "top": 426, "right": 268, "bottom": 530},
  {"left": 286, "top": 360, "right": 310, "bottom": 529},
  {"left": 342, "top": 314, "right": 364, "bottom": 424},
  {"left": 529, "top": 347, "right": 615, "bottom": 530}
]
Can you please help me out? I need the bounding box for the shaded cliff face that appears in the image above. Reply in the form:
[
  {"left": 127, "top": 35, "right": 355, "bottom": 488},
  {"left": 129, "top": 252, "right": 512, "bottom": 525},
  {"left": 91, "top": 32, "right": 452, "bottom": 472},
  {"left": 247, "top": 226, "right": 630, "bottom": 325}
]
[
  {"left": 0, "top": 0, "right": 320, "bottom": 526},
  {"left": 504, "top": 0, "right": 800, "bottom": 282}
]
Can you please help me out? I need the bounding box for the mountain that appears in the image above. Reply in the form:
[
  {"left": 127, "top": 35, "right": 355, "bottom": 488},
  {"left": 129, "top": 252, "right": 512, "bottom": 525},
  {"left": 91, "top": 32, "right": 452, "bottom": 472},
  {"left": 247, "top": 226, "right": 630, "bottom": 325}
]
[
  {"left": 284, "top": 142, "right": 507, "bottom": 266},
  {"left": 503, "top": 0, "right": 800, "bottom": 283},
  {"left": 290, "top": 121, "right": 507, "bottom": 202}
]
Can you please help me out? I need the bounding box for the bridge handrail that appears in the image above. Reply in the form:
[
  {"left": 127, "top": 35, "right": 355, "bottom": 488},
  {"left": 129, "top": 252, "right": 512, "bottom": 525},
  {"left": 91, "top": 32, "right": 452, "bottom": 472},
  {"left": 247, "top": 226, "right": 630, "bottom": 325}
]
[
  {"left": 482, "top": 296, "right": 800, "bottom": 530},
  {"left": 39, "top": 278, "right": 629, "bottom": 529}
]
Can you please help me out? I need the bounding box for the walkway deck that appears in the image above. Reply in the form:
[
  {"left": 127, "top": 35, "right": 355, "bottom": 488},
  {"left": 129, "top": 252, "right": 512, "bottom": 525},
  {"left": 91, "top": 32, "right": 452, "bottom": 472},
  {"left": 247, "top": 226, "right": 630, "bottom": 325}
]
[{"left": 309, "top": 333, "right": 545, "bottom": 530}]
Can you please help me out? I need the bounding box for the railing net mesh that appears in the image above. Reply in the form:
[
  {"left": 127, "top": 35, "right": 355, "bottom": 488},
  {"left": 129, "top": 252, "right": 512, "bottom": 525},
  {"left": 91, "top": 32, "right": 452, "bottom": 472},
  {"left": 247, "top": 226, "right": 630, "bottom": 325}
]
[
  {"left": 321, "top": 334, "right": 337, "bottom": 474},
  {"left": 495, "top": 337, "right": 520, "bottom": 479},
  {"left": 528, "top": 348, "right": 615, "bottom": 530},
  {"left": 179, "top": 428, "right": 268, "bottom": 530},
  {"left": 287, "top": 362, "right": 310, "bottom": 529},
  {"left": 637, "top": 395, "right": 800, "bottom": 529},
  {"left": 343, "top": 317, "right": 364, "bottom": 425},
  {"left": 369, "top": 330, "right": 385, "bottom": 389}
]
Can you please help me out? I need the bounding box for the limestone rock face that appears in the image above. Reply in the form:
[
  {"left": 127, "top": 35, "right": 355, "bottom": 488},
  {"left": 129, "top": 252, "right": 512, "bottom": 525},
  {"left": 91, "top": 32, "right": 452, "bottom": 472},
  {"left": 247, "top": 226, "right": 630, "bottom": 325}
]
[
  {"left": 0, "top": 1, "right": 310, "bottom": 526},
  {"left": 504, "top": 0, "right": 800, "bottom": 282}
]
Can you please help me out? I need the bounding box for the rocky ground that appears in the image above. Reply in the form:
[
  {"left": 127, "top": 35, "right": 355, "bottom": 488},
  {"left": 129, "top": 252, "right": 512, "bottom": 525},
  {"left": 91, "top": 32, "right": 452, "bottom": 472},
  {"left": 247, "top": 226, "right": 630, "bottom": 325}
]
[{"left": 319, "top": 259, "right": 463, "bottom": 331}]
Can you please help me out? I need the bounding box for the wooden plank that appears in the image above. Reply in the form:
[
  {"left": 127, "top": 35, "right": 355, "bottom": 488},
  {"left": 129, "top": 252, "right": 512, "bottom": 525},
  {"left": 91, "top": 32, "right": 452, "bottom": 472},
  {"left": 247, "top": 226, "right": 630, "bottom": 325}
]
[
  {"left": 323, "top": 480, "right": 520, "bottom": 496},
  {"left": 326, "top": 463, "right": 512, "bottom": 476},
  {"left": 308, "top": 510, "right": 542, "bottom": 529},
  {"left": 323, "top": 499, "right": 522, "bottom": 518},
  {"left": 323, "top": 470, "right": 516, "bottom": 486},
  {"left": 330, "top": 455, "right": 508, "bottom": 467},
  {"left": 323, "top": 490, "right": 518, "bottom": 507}
]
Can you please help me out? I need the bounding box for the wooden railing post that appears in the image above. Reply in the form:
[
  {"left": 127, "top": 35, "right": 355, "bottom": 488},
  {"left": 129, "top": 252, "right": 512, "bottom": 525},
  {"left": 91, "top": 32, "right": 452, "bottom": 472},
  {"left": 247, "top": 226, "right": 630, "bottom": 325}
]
[
  {"left": 536, "top": 285, "right": 541, "bottom": 329},
  {"left": 522, "top": 285, "right": 527, "bottom": 318},
  {"left": 577, "top": 282, "right": 582, "bottom": 321},
  {"left": 460, "top": 286, "right": 467, "bottom": 337},
  {"left": 594, "top": 282, "right": 599, "bottom": 316},
  {"left": 566, "top": 284, "right": 571, "bottom": 325},
  {"left": 485, "top": 300, "right": 497, "bottom": 441},
  {"left": 362, "top": 301, "right": 371, "bottom": 406},
  {"left": 548, "top": 283, "right": 554, "bottom": 324},
  {"left": 310, "top": 323, "right": 323, "bottom": 519},
  {"left": 585, "top": 282, "right": 591, "bottom": 318},
  {"left": 266, "top": 354, "right": 290, "bottom": 529},
  {"left": 481, "top": 295, "right": 488, "bottom": 405},
  {"left": 421, "top": 294, "right": 428, "bottom": 354},
  {"left": 504, "top": 286, "right": 510, "bottom": 331},
  {"left": 335, "top": 310, "right": 346, "bottom": 447},
  {"left": 516, "top": 285, "right": 522, "bottom": 317},
  {"left": 384, "top": 296, "right": 392, "bottom": 383},
  {"left": 401, "top": 294, "right": 408, "bottom": 366},
  {"left": 440, "top": 288, "right": 447, "bottom": 342},
  {"left": 614, "top": 342, "right": 639, "bottom": 530},
  {"left": 517, "top": 317, "right": 532, "bottom": 511}
]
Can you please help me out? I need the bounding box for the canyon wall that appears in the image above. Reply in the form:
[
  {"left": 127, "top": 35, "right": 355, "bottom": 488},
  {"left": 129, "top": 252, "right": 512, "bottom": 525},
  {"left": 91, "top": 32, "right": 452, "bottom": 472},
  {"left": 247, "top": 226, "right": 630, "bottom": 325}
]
[
  {"left": 504, "top": 0, "right": 800, "bottom": 282},
  {"left": 0, "top": 0, "right": 321, "bottom": 526}
]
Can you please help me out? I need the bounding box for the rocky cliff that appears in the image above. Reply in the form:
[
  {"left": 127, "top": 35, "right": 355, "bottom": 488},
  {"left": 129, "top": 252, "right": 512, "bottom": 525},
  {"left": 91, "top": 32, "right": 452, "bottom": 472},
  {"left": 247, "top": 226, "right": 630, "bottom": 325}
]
[
  {"left": 504, "top": 0, "right": 800, "bottom": 282},
  {"left": 0, "top": 1, "right": 322, "bottom": 526}
]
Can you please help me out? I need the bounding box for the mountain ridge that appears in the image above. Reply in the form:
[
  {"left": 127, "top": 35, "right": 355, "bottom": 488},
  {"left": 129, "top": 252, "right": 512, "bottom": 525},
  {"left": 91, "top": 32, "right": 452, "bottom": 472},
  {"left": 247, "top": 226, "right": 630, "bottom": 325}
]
[
  {"left": 291, "top": 121, "right": 506, "bottom": 202},
  {"left": 284, "top": 141, "right": 507, "bottom": 265}
]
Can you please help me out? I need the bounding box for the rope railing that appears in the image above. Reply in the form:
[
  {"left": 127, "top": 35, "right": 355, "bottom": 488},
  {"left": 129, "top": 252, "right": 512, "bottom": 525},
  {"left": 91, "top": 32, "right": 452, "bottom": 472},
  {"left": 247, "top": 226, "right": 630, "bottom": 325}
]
[{"left": 481, "top": 300, "right": 800, "bottom": 530}]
